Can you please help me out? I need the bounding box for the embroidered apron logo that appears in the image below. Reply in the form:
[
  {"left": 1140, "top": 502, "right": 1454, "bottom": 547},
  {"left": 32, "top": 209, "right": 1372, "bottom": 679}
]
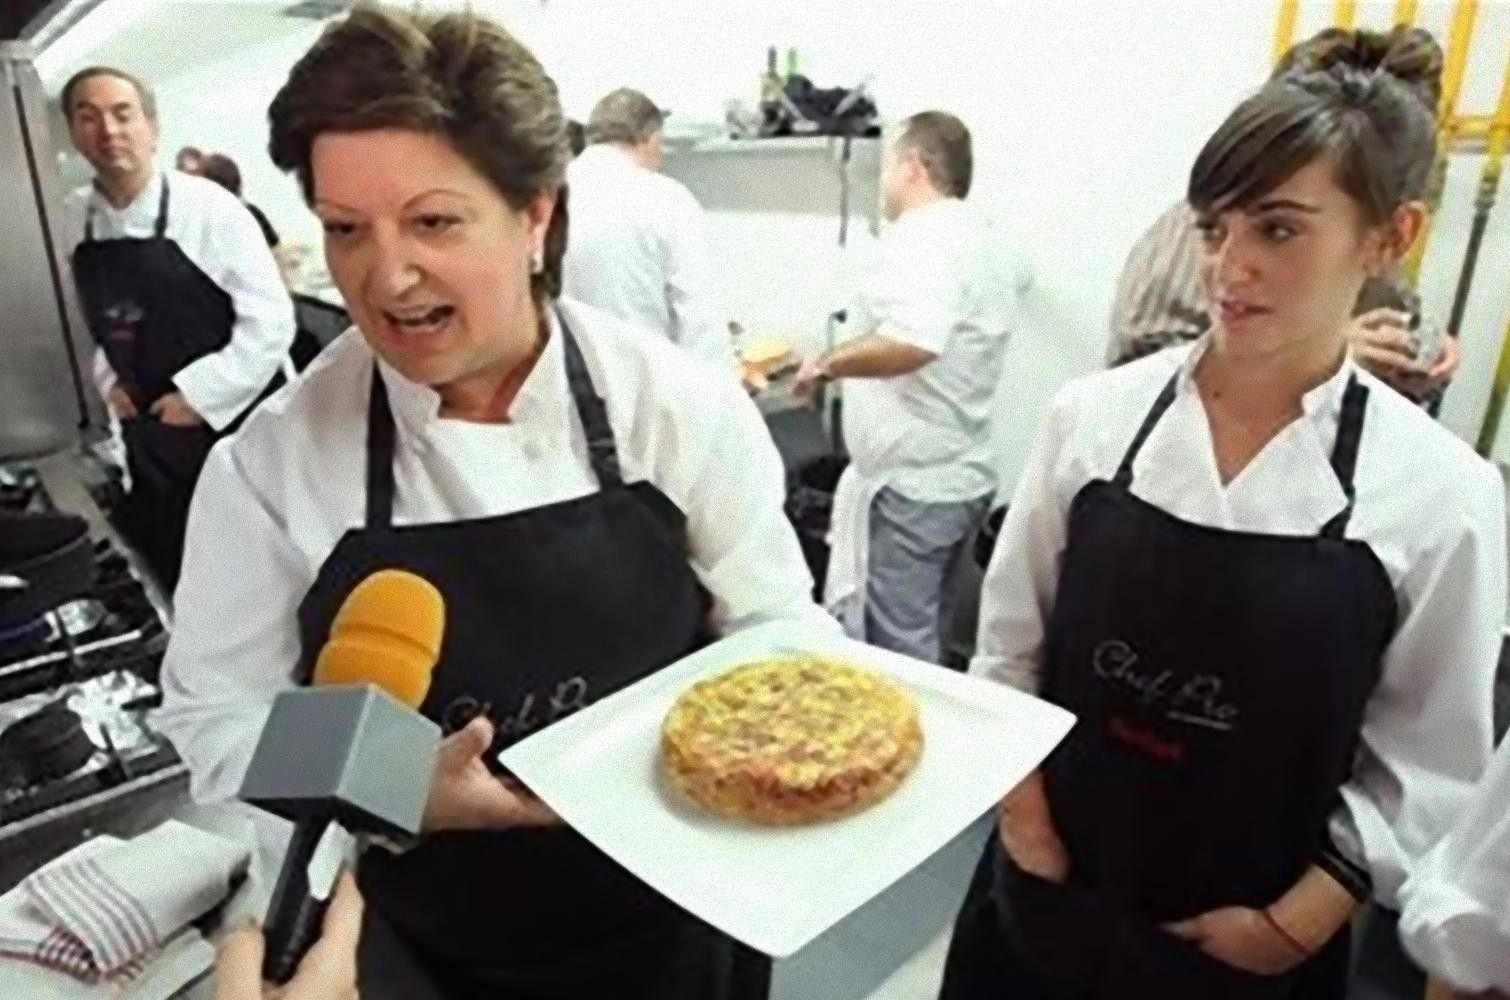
[
  {"left": 441, "top": 675, "right": 592, "bottom": 742},
  {"left": 1091, "top": 639, "right": 1239, "bottom": 732}
]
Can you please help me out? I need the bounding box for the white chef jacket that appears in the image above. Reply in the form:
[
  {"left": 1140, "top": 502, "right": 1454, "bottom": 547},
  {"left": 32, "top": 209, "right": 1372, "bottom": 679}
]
[
  {"left": 842, "top": 196, "right": 1017, "bottom": 503},
  {"left": 152, "top": 298, "right": 834, "bottom": 804},
  {"left": 562, "top": 144, "right": 734, "bottom": 371},
  {"left": 823, "top": 198, "right": 1021, "bottom": 629},
  {"left": 63, "top": 169, "right": 295, "bottom": 431},
  {"left": 1398, "top": 736, "right": 1510, "bottom": 993},
  {"left": 972, "top": 340, "right": 1506, "bottom": 907}
]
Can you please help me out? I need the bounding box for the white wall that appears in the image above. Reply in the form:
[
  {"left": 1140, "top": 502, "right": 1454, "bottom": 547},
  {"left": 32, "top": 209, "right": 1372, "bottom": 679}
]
[{"left": 47, "top": 0, "right": 1510, "bottom": 486}]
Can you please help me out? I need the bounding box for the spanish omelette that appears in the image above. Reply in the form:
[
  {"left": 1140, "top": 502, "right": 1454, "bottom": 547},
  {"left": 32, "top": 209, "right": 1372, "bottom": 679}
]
[{"left": 661, "top": 656, "right": 923, "bottom": 824}]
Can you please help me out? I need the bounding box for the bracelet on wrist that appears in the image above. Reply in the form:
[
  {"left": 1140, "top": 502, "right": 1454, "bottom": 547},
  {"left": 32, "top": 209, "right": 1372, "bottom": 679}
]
[{"left": 1261, "top": 906, "right": 1312, "bottom": 958}]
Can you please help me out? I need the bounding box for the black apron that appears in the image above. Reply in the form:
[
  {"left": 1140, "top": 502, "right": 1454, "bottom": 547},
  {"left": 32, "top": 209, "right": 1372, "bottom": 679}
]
[
  {"left": 939, "top": 373, "right": 1397, "bottom": 1000},
  {"left": 71, "top": 180, "right": 234, "bottom": 593},
  {"left": 295, "top": 316, "right": 760, "bottom": 1000}
]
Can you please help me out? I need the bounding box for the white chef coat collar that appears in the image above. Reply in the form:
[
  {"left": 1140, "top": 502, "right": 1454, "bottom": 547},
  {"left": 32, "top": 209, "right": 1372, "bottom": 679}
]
[
  {"left": 1176, "top": 335, "right": 1358, "bottom": 422},
  {"left": 375, "top": 307, "right": 570, "bottom": 440},
  {"left": 578, "top": 143, "right": 638, "bottom": 169},
  {"left": 89, "top": 167, "right": 163, "bottom": 220},
  {"left": 893, "top": 195, "right": 965, "bottom": 228}
]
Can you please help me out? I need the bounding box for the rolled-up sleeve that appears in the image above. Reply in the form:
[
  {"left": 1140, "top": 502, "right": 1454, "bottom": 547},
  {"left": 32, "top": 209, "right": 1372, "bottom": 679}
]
[
  {"left": 1335, "top": 458, "right": 1506, "bottom": 908},
  {"left": 1397, "top": 740, "right": 1510, "bottom": 994},
  {"left": 173, "top": 196, "right": 295, "bottom": 430},
  {"left": 151, "top": 442, "right": 310, "bottom": 803},
  {"left": 968, "top": 385, "right": 1080, "bottom": 693}
]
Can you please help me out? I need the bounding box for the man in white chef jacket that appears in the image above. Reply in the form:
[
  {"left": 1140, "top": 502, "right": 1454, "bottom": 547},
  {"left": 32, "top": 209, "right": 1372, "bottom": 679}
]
[
  {"left": 60, "top": 66, "right": 294, "bottom": 591},
  {"left": 562, "top": 88, "right": 736, "bottom": 372},
  {"left": 794, "top": 111, "right": 1019, "bottom": 665}
]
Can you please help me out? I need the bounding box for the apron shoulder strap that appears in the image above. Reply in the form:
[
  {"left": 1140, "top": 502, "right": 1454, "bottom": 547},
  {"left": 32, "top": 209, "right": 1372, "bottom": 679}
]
[
  {"left": 1319, "top": 375, "right": 1368, "bottom": 540},
  {"left": 154, "top": 179, "right": 170, "bottom": 239},
  {"left": 361, "top": 309, "right": 627, "bottom": 529},
  {"left": 82, "top": 177, "right": 170, "bottom": 241},
  {"left": 558, "top": 311, "right": 624, "bottom": 488},
  {"left": 365, "top": 367, "right": 397, "bottom": 529},
  {"left": 1113, "top": 372, "right": 1180, "bottom": 488}
]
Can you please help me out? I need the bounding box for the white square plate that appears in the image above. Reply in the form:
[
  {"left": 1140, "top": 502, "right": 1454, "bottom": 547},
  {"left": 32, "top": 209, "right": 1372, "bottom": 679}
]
[{"left": 498, "top": 619, "right": 1076, "bottom": 958}]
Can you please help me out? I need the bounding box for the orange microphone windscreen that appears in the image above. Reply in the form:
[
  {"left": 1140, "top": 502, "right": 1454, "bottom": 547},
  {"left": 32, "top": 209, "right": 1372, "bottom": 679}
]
[{"left": 312, "top": 569, "right": 445, "bottom": 709}]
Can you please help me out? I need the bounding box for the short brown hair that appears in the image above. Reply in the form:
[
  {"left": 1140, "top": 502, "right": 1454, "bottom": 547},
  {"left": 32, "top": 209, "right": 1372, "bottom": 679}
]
[
  {"left": 585, "top": 88, "right": 666, "bottom": 146},
  {"left": 1189, "top": 67, "right": 1435, "bottom": 226},
  {"left": 61, "top": 66, "right": 157, "bottom": 123},
  {"left": 897, "top": 111, "right": 972, "bottom": 199},
  {"left": 267, "top": 4, "right": 571, "bottom": 298},
  {"left": 199, "top": 153, "right": 242, "bottom": 196}
]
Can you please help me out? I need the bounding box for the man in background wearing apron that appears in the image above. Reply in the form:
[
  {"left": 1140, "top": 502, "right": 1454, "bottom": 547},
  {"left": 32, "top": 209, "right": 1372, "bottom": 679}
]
[
  {"left": 61, "top": 67, "right": 294, "bottom": 593},
  {"left": 796, "top": 111, "right": 1023, "bottom": 666}
]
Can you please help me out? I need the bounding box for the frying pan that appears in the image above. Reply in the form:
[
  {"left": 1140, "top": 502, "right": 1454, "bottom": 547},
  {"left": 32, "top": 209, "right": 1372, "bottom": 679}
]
[
  {"left": 0, "top": 511, "right": 95, "bottom": 629},
  {"left": 0, "top": 702, "right": 97, "bottom": 787}
]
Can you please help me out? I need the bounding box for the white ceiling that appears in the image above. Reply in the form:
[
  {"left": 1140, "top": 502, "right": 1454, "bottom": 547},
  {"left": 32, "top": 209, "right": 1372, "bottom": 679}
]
[{"left": 36, "top": 0, "right": 329, "bottom": 90}]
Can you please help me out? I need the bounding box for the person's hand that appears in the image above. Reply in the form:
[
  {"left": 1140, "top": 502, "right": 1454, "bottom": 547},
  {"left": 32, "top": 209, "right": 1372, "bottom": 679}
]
[
  {"left": 1395, "top": 329, "right": 1461, "bottom": 398},
  {"left": 106, "top": 386, "right": 137, "bottom": 420},
  {"left": 1346, "top": 308, "right": 1462, "bottom": 399},
  {"left": 422, "top": 716, "right": 559, "bottom": 833},
  {"left": 150, "top": 391, "right": 205, "bottom": 427},
  {"left": 740, "top": 365, "right": 769, "bottom": 397},
  {"left": 996, "top": 773, "right": 1070, "bottom": 883},
  {"left": 1164, "top": 906, "right": 1307, "bottom": 976},
  {"left": 213, "top": 871, "right": 363, "bottom": 1000},
  {"left": 791, "top": 356, "right": 830, "bottom": 404}
]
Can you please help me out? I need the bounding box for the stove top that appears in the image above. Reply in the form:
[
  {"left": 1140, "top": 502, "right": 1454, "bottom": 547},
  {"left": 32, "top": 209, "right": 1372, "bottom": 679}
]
[{"left": 0, "top": 465, "right": 181, "bottom": 844}]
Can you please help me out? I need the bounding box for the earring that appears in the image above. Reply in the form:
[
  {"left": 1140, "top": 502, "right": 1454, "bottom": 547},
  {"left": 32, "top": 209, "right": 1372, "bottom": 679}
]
[{"left": 530, "top": 248, "right": 545, "bottom": 275}]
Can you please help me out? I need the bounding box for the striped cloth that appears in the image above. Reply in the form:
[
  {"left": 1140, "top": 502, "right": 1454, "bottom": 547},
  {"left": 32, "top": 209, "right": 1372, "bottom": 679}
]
[
  {"left": 1107, "top": 199, "right": 1451, "bottom": 409},
  {"left": 0, "top": 820, "right": 248, "bottom": 984}
]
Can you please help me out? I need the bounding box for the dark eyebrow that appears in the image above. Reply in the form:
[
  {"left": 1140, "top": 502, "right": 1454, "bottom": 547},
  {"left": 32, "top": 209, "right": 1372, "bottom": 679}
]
[
  {"left": 314, "top": 189, "right": 472, "bottom": 215},
  {"left": 74, "top": 101, "right": 135, "bottom": 116},
  {"left": 1248, "top": 198, "right": 1321, "bottom": 215}
]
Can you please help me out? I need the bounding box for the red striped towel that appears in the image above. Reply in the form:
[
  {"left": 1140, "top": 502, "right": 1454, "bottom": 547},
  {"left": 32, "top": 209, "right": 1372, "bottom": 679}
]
[{"left": 0, "top": 820, "right": 248, "bottom": 983}]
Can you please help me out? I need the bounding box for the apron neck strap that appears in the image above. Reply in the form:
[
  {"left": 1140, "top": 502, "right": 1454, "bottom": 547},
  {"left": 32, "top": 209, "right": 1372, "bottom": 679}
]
[
  {"left": 1318, "top": 375, "right": 1368, "bottom": 540},
  {"left": 365, "top": 370, "right": 398, "bottom": 530},
  {"left": 1113, "top": 373, "right": 1179, "bottom": 488},
  {"left": 559, "top": 312, "right": 624, "bottom": 488},
  {"left": 362, "top": 307, "right": 624, "bottom": 529},
  {"left": 83, "top": 176, "right": 169, "bottom": 242},
  {"left": 1115, "top": 371, "right": 1370, "bottom": 540},
  {"left": 153, "top": 178, "right": 170, "bottom": 239}
]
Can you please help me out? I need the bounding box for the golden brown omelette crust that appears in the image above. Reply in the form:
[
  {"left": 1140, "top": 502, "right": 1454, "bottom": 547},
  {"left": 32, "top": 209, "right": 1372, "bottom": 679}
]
[{"left": 661, "top": 656, "right": 923, "bottom": 824}]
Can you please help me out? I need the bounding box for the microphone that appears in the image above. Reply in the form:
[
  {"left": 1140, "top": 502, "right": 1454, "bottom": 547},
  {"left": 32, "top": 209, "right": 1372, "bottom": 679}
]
[{"left": 238, "top": 569, "right": 445, "bottom": 985}]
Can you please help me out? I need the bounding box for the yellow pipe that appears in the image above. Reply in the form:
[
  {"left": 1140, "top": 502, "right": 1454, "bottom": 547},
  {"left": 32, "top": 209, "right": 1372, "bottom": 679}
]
[
  {"left": 1486, "top": 43, "right": 1510, "bottom": 168},
  {"left": 1437, "top": 0, "right": 1479, "bottom": 124},
  {"left": 1468, "top": 51, "right": 1510, "bottom": 455},
  {"left": 1454, "top": 114, "right": 1493, "bottom": 138},
  {"left": 1475, "top": 309, "right": 1510, "bottom": 456},
  {"left": 1334, "top": 0, "right": 1358, "bottom": 29},
  {"left": 1272, "top": 0, "right": 1300, "bottom": 67},
  {"left": 1405, "top": 0, "right": 1480, "bottom": 280},
  {"left": 1392, "top": 0, "right": 1419, "bottom": 26}
]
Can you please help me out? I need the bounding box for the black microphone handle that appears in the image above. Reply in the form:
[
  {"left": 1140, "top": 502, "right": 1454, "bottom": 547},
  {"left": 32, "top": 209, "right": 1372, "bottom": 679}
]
[{"left": 261, "top": 815, "right": 333, "bottom": 986}]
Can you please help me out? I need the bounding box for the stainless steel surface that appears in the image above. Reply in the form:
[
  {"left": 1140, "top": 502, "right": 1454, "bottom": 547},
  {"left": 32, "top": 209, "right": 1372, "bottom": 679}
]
[
  {"left": 0, "top": 46, "right": 103, "bottom": 460},
  {"left": 19, "top": 1, "right": 111, "bottom": 50},
  {"left": 0, "top": 451, "right": 187, "bottom": 899},
  {"left": 48, "top": 597, "right": 104, "bottom": 638}
]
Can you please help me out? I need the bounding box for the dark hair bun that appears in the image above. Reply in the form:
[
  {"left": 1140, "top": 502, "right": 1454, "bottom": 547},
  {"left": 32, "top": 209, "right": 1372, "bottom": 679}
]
[{"left": 1279, "top": 26, "right": 1443, "bottom": 112}]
